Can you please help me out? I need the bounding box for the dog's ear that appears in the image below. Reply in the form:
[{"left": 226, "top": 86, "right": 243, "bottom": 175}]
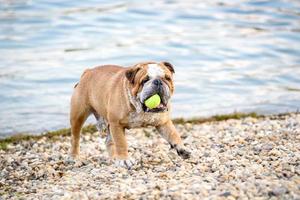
[
  {"left": 162, "top": 61, "right": 175, "bottom": 74},
  {"left": 125, "top": 67, "right": 141, "bottom": 84}
]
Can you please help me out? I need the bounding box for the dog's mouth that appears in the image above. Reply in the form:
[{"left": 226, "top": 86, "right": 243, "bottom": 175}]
[
  {"left": 142, "top": 102, "right": 167, "bottom": 113},
  {"left": 141, "top": 93, "right": 168, "bottom": 113}
]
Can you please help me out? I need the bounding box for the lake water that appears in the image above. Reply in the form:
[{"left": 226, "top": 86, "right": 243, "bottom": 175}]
[{"left": 0, "top": 0, "right": 300, "bottom": 138}]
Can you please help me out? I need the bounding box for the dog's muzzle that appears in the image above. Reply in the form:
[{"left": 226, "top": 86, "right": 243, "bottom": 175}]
[{"left": 140, "top": 79, "right": 169, "bottom": 113}]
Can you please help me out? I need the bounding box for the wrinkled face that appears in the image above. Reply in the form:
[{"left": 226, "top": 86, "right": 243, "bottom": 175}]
[{"left": 126, "top": 61, "right": 175, "bottom": 112}]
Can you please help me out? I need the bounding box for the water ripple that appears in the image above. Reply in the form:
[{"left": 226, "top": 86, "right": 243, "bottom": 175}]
[{"left": 0, "top": 0, "right": 299, "bottom": 137}]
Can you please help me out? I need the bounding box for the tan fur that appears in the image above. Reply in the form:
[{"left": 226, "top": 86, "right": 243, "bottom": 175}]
[{"left": 70, "top": 62, "right": 190, "bottom": 164}]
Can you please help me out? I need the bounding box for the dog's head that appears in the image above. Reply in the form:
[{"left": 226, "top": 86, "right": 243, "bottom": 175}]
[{"left": 125, "top": 61, "right": 175, "bottom": 113}]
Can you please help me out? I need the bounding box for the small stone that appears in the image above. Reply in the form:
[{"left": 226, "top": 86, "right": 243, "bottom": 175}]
[
  {"left": 220, "top": 191, "right": 231, "bottom": 197},
  {"left": 269, "top": 186, "right": 287, "bottom": 196},
  {"left": 262, "top": 143, "right": 274, "bottom": 151}
]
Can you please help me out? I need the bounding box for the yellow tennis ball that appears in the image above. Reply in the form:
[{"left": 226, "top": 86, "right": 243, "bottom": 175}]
[{"left": 145, "top": 94, "right": 161, "bottom": 109}]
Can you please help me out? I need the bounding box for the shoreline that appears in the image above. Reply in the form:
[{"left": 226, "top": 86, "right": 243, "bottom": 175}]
[
  {"left": 0, "top": 111, "right": 263, "bottom": 150},
  {"left": 0, "top": 111, "right": 297, "bottom": 151},
  {"left": 1, "top": 112, "right": 299, "bottom": 199}
]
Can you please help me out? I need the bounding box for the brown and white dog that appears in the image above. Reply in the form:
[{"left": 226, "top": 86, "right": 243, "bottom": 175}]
[{"left": 70, "top": 61, "right": 190, "bottom": 168}]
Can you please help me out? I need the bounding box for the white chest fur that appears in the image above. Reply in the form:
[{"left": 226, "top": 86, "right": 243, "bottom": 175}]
[{"left": 127, "top": 111, "right": 168, "bottom": 128}]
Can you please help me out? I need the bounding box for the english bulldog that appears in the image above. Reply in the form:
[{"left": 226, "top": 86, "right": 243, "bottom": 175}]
[{"left": 70, "top": 61, "right": 191, "bottom": 168}]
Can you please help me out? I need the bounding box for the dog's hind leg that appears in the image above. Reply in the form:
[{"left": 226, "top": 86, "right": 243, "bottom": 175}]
[
  {"left": 70, "top": 92, "right": 90, "bottom": 158},
  {"left": 95, "top": 116, "right": 116, "bottom": 158},
  {"left": 105, "top": 126, "right": 116, "bottom": 158}
]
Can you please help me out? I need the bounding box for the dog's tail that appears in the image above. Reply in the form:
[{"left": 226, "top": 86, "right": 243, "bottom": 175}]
[{"left": 74, "top": 68, "right": 91, "bottom": 88}]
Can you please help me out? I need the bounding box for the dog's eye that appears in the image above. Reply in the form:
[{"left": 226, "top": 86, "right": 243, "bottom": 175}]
[
  {"left": 141, "top": 76, "right": 150, "bottom": 85},
  {"left": 165, "top": 76, "right": 172, "bottom": 81}
]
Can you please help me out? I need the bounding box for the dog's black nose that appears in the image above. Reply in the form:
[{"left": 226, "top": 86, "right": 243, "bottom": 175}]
[{"left": 153, "top": 79, "right": 162, "bottom": 86}]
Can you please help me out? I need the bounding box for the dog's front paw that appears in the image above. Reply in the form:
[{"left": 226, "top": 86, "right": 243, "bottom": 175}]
[
  {"left": 177, "top": 148, "right": 191, "bottom": 159},
  {"left": 115, "top": 158, "right": 135, "bottom": 169},
  {"left": 171, "top": 144, "right": 191, "bottom": 159}
]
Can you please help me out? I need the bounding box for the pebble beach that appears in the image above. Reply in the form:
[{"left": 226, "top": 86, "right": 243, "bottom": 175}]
[{"left": 1, "top": 113, "right": 300, "bottom": 199}]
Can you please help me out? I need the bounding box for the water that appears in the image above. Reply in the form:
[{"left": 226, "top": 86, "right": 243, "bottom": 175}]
[{"left": 0, "top": 0, "right": 300, "bottom": 138}]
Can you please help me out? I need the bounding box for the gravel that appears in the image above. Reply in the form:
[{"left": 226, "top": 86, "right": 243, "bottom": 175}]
[{"left": 1, "top": 113, "right": 300, "bottom": 199}]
